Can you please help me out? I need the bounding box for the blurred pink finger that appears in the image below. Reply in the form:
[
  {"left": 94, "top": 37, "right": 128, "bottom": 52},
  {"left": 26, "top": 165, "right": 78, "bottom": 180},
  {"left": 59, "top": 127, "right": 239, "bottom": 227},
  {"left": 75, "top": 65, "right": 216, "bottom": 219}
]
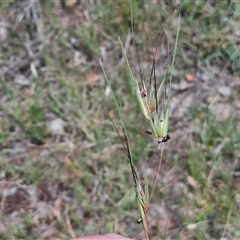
[{"left": 71, "top": 233, "right": 132, "bottom": 240}]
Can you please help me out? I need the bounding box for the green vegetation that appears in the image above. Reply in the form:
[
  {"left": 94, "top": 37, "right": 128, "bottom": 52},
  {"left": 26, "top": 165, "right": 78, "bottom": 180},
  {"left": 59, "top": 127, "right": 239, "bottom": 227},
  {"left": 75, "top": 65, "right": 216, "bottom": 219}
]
[{"left": 0, "top": 0, "right": 240, "bottom": 239}]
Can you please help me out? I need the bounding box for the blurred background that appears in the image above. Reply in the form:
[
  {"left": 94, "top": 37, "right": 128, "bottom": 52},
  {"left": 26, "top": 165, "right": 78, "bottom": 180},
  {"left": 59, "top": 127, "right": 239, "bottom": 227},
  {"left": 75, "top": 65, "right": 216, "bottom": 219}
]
[{"left": 0, "top": 0, "right": 240, "bottom": 239}]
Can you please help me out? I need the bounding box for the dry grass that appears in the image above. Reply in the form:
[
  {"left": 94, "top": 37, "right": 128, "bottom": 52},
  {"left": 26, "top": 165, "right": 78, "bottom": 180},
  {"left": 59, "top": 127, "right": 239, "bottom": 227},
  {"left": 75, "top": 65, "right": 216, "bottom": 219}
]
[{"left": 0, "top": 0, "right": 240, "bottom": 239}]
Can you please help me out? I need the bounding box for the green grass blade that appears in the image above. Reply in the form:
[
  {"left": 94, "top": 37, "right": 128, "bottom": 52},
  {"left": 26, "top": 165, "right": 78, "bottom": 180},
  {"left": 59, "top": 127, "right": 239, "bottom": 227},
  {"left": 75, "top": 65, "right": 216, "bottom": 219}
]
[
  {"left": 163, "top": 15, "right": 181, "bottom": 136},
  {"left": 144, "top": 173, "right": 150, "bottom": 208},
  {"left": 118, "top": 36, "right": 149, "bottom": 120},
  {"left": 156, "top": 74, "right": 167, "bottom": 105},
  {"left": 99, "top": 58, "right": 134, "bottom": 164}
]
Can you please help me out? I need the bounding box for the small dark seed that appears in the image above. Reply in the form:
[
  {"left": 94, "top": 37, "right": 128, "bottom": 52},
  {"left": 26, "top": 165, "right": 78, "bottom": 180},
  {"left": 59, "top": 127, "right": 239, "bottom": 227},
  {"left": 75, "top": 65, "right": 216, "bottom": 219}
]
[{"left": 145, "top": 130, "right": 152, "bottom": 135}]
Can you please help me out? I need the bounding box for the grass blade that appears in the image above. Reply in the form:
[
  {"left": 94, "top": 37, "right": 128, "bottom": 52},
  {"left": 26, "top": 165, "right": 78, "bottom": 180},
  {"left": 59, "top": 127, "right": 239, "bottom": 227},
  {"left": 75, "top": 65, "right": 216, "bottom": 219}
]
[{"left": 163, "top": 15, "right": 181, "bottom": 137}]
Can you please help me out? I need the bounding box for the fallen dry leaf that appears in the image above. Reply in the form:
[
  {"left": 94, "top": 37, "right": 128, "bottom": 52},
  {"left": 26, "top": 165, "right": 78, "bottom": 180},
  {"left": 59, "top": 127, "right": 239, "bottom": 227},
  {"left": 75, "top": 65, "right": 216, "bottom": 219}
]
[
  {"left": 185, "top": 73, "right": 197, "bottom": 82},
  {"left": 187, "top": 175, "right": 198, "bottom": 188},
  {"left": 86, "top": 72, "right": 101, "bottom": 85},
  {"left": 64, "top": 0, "right": 77, "bottom": 7},
  {"left": 53, "top": 198, "right": 62, "bottom": 209}
]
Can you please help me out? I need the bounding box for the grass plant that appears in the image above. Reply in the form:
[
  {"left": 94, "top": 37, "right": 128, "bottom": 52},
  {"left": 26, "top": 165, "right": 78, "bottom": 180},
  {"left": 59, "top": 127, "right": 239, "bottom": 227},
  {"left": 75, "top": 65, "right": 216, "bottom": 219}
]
[
  {"left": 0, "top": 1, "right": 240, "bottom": 239},
  {"left": 100, "top": 11, "right": 180, "bottom": 238}
]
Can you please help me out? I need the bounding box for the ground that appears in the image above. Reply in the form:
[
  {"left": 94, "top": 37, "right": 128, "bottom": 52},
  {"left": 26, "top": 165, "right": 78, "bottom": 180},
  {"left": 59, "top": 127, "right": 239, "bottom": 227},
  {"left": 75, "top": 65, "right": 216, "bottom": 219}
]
[{"left": 0, "top": 1, "right": 240, "bottom": 239}]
